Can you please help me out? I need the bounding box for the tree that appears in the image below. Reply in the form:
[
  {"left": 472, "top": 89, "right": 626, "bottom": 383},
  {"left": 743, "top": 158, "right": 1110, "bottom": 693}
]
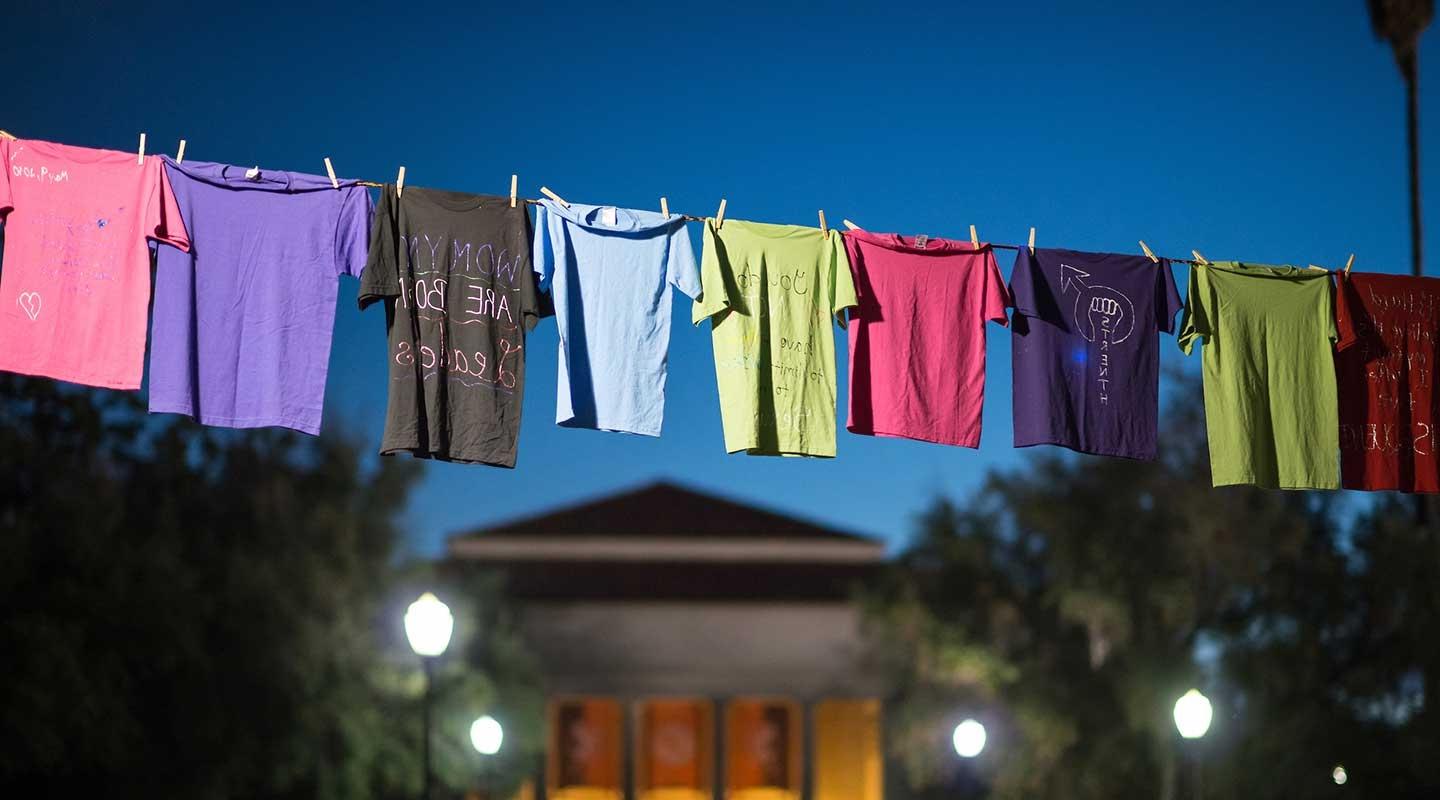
[
  {"left": 865, "top": 374, "right": 1440, "bottom": 798},
  {"left": 1367, "top": 0, "right": 1434, "bottom": 279},
  {"left": 0, "top": 373, "right": 539, "bottom": 799}
]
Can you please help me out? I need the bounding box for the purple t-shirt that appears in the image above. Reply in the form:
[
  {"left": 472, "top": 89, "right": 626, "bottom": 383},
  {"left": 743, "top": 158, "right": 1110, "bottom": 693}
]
[
  {"left": 149, "top": 158, "right": 372, "bottom": 434},
  {"left": 1009, "top": 247, "right": 1182, "bottom": 460}
]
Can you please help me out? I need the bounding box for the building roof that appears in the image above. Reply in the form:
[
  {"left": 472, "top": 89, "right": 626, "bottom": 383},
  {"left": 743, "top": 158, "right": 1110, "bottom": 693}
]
[
  {"left": 444, "top": 481, "right": 885, "bottom": 602},
  {"left": 450, "top": 480, "right": 872, "bottom": 543}
]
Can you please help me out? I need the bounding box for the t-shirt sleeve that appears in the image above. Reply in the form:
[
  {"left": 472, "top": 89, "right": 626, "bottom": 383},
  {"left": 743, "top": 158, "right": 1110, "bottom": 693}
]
[
  {"left": 1177, "top": 265, "right": 1209, "bottom": 355},
  {"left": 334, "top": 186, "right": 373, "bottom": 279},
  {"left": 830, "top": 230, "right": 858, "bottom": 329},
  {"left": 532, "top": 204, "right": 554, "bottom": 293},
  {"left": 1008, "top": 248, "right": 1037, "bottom": 318},
  {"left": 147, "top": 158, "right": 190, "bottom": 253},
  {"left": 1330, "top": 273, "right": 1351, "bottom": 350},
  {"left": 358, "top": 184, "right": 399, "bottom": 310},
  {"left": 692, "top": 221, "right": 735, "bottom": 325},
  {"left": 0, "top": 139, "right": 12, "bottom": 222},
  {"left": 983, "top": 250, "right": 1010, "bottom": 327},
  {"left": 666, "top": 221, "right": 702, "bottom": 300},
  {"left": 518, "top": 207, "right": 547, "bottom": 331},
  {"left": 1157, "top": 258, "right": 1183, "bottom": 334}
]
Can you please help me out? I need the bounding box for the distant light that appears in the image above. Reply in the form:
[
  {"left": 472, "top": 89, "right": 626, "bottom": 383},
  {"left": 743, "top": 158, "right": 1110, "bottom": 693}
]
[
  {"left": 404, "top": 593, "right": 454, "bottom": 657},
  {"left": 471, "top": 715, "right": 503, "bottom": 755},
  {"left": 1333, "top": 765, "right": 1348, "bottom": 785},
  {"left": 1173, "top": 689, "right": 1213, "bottom": 739},
  {"left": 952, "top": 719, "right": 986, "bottom": 758}
]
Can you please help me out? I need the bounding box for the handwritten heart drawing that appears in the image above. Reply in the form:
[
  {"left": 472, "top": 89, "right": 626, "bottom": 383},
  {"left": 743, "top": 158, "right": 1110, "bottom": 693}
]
[{"left": 16, "top": 291, "right": 41, "bottom": 321}]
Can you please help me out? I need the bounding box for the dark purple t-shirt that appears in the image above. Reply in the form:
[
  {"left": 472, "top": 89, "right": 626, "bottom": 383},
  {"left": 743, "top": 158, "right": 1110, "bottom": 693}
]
[{"left": 1009, "top": 248, "right": 1182, "bottom": 460}]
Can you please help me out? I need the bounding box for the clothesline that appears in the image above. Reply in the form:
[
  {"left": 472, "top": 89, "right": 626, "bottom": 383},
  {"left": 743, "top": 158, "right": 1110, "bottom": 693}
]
[{"left": 0, "top": 127, "right": 1345, "bottom": 273}]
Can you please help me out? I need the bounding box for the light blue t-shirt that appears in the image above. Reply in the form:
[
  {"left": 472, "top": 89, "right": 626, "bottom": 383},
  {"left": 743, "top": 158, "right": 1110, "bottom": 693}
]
[{"left": 533, "top": 200, "right": 701, "bottom": 435}]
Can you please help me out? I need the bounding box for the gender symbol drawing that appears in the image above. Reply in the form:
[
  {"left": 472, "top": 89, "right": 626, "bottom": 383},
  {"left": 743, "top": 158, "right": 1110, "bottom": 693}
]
[{"left": 1060, "top": 265, "right": 1134, "bottom": 344}]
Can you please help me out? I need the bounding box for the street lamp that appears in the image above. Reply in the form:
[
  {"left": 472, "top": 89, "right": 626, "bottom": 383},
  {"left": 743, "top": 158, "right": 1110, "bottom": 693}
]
[
  {"left": 1173, "top": 689, "right": 1212, "bottom": 800},
  {"left": 1173, "top": 689, "right": 1212, "bottom": 739},
  {"left": 471, "top": 715, "right": 503, "bottom": 800},
  {"left": 952, "top": 719, "right": 986, "bottom": 758},
  {"left": 406, "top": 593, "right": 453, "bottom": 800}
]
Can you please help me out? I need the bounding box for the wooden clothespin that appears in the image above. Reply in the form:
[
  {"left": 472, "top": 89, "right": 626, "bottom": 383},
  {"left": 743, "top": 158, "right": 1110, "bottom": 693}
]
[
  {"left": 1028, "top": 227, "right": 1036, "bottom": 253},
  {"left": 1191, "top": 250, "right": 1210, "bottom": 265},
  {"left": 539, "top": 186, "right": 570, "bottom": 208},
  {"left": 137, "top": 133, "right": 146, "bottom": 165},
  {"left": 969, "top": 224, "right": 979, "bottom": 248},
  {"left": 396, "top": 166, "right": 406, "bottom": 196},
  {"left": 323, "top": 158, "right": 339, "bottom": 189},
  {"left": 0, "top": 129, "right": 16, "bottom": 141},
  {"left": 818, "top": 210, "right": 828, "bottom": 235},
  {"left": 1139, "top": 241, "right": 1159, "bottom": 263},
  {"left": 715, "top": 198, "right": 727, "bottom": 228},
  {"left": 510, "top": 175, "right": 518, "bottom": 208},
  {"left": 842, "top": 219, "right": 860, "bottom": 231},
  {"left": 175, "top": 139, "right": 187, "bottom": 164},
  {"left": 1345, "top": 254, "right": 1355, "bottom": 275},
  {"left": 660, "top": 197, "right": 670, "bottom": 216}
]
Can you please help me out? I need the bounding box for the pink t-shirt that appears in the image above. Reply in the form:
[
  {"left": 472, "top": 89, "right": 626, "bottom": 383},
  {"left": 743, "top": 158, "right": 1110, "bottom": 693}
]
[
  {"left": 0, "top": 139, "right": 188, "bottom": 389},
  {"left": 844, "top": 231, "right": 1010, "bottom": 447}
]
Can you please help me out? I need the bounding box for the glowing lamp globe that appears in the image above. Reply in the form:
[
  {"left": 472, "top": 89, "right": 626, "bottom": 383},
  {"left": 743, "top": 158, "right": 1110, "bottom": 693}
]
[
  {"left": 471, "top": 715, "right": 503, "bottom": 755},
  {"left": 404, "top": 592, "right": 453, "bottom": 657},
  {"left": 1332, "top": 765, "right": 1348, "bottom": 785},
  {"left": 1173, "top": 689, "right": 1213, "bottom": 739},
  {"left": 952, "top": 719, "right": 986, "bottom": 758}
]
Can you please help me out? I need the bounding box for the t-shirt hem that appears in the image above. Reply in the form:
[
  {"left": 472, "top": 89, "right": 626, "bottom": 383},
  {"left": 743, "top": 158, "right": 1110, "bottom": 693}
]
[
  {"left": 0, "top": 363, "right": 139, "bottom": 390},
  {"left": 725, "top": 443, "right": 836, "bottom": 458},
  {"left": 1013, "top": 437, "right": 1155, "bottom": 461},
  {"left": 148, "top": 403, "right": 322, "bottom": 435},
  {"left": 847, "top": 425, "right": 980, "bottom": 449},
  {"left": 1339, "top": 478, "right": 1440, "bottom": 494},
  {"left": 557, "top": 416, "right": 662, "bottom": 437},
  {"left": 1211, "top": 475, "right": 1340, "bottom": 491},
  {"left": 379, "top": 441, "right": 517, "bottom": 468}
]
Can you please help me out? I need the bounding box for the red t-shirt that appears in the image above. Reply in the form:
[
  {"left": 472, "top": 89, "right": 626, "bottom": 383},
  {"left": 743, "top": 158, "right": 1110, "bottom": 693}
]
[
  {"left": 843, "top": 231, "right": 1010, "bottom": 448},
  {"left": 1334, "top": 271, "right": 1440, "bottom": 492}
]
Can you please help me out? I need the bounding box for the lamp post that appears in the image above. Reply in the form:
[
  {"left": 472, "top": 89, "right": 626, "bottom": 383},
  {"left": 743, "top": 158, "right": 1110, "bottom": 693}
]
[
  {"left": 1173, "top": 689, "right": 1212, "bottom": 799},
  {"left": 470, "top": 714, "right": 503, "bottom": 800},
  {"left": 405, "top": 592, "right": 454, "bottom": 800}
]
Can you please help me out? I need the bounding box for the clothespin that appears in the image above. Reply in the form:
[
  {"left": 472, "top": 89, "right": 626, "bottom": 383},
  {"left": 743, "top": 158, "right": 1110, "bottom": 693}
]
[
  {"left": 1028, "top": 227, "right": 1036, "bottom": 253},
  {"left": 715, "top": 198, "right": 727, "bottom": 228},
  {"left": 137, "top": 132, "right": 146, "bottom": 165},
  {"left": 969, "top": 225, "right": 979, "bottom": 248},
  {"left": 175, "top": 139, "right": 187, "bottom": 164},
  {"left": 842, "top": 219, "right": 860, "bottom": 231},
  {"left": 818, "top": 210, "right": 828, "bottom": 235},
  {"left": 1345, "top": 254, "right": 1355, "bottom": 275},
  {"left": 539, "top": 186, "right": 570, "bottom": 208},
  {"left": 1191, "top": 250, "right": 1210, "bottom": 265},
  {"left": 0, "top": 129, "right": 16, "bottom": 141},
  {"left": 1139, "top": 241, "right": 1159, "bottom": 263},
  {"left": 510, "top": 175, "right": 518, "bottom": 208},
  {"left": 396, "top": 166, "right": 406, "bottom": 196},
  {"left": 661, "top": 197, "right": 670, "bottom": 216},
  {"left": 323, "top": 158, "right": 339, "bottom": 189}
]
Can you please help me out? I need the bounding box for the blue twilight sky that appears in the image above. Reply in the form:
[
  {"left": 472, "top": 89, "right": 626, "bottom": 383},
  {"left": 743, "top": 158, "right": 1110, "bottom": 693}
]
[{"left": 3, "top": 0, "right": 1437, "bottom": 555}]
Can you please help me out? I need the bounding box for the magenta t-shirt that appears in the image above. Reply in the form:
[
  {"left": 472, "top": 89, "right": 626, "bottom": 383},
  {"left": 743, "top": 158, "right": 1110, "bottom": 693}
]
[
  {"left": 844, "top": 231, "right": 1010, "bottom": 447},
  {"left": 148, "top": 158, "right": 372, "bottom": 434}
]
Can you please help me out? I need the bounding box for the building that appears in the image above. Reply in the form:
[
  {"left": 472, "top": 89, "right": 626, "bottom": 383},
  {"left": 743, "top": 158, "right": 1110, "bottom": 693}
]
[{"left": 447, "top": 481, "right": 888, "bottom": 800}]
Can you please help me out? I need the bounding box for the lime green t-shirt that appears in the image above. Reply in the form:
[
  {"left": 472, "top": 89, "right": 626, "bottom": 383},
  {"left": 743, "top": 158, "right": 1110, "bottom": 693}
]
[
  {"left": 693, "top": 219, "right": 857, "bottom": 456},
  {"left": 1178, "top": 262, "right": 1339, "bottom": 489}
]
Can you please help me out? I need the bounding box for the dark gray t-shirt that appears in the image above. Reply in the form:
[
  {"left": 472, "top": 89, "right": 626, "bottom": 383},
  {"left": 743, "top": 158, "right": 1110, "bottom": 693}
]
[{"left": 359, "top": 186, "right": 543, "bottom": 467}]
